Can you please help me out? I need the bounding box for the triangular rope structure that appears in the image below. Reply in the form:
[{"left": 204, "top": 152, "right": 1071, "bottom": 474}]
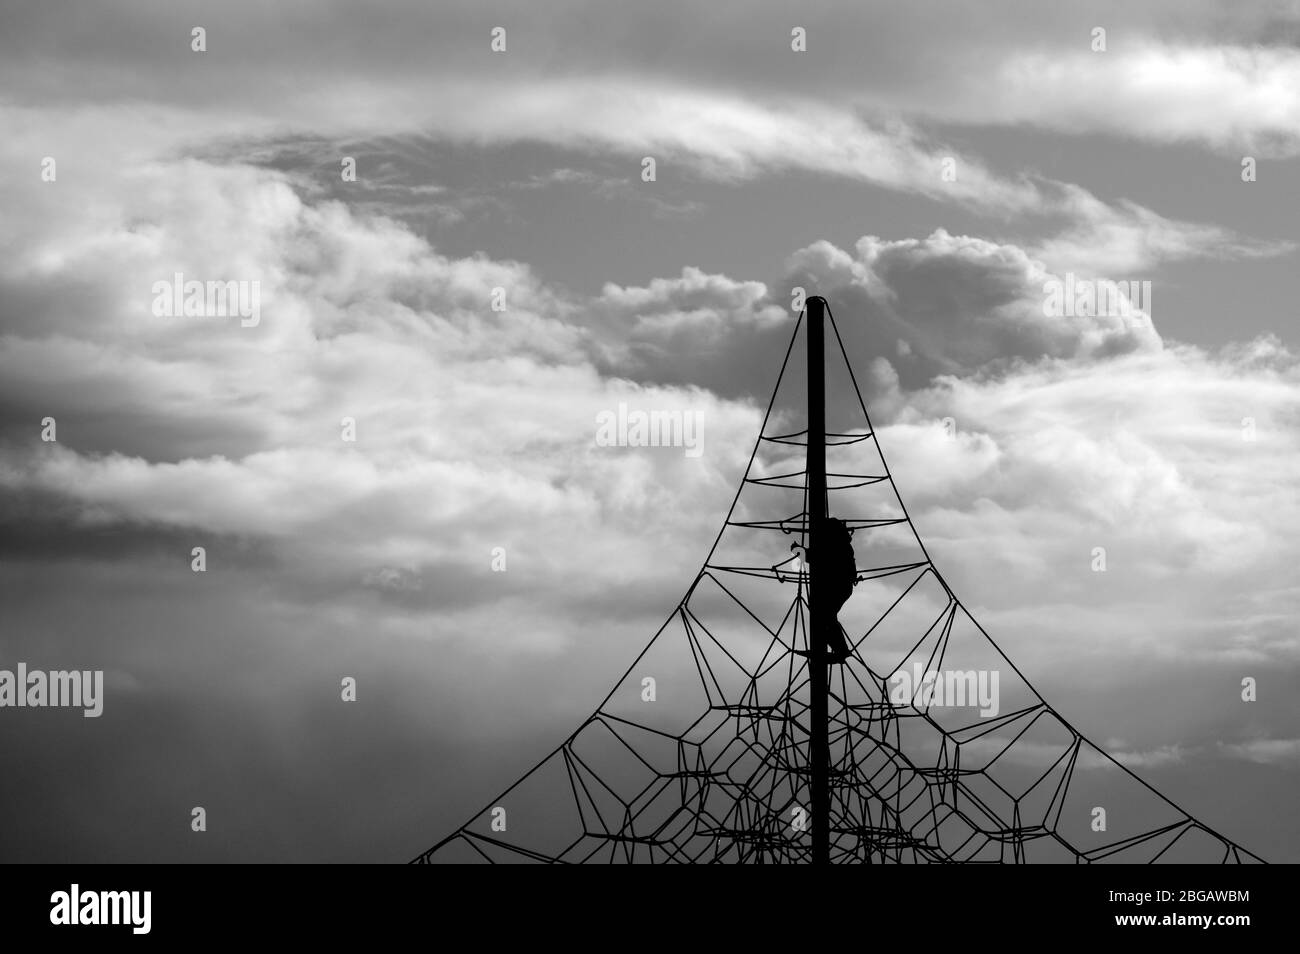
[{"left": 413, "top": 303, "right": 1263, "bottom": 864}]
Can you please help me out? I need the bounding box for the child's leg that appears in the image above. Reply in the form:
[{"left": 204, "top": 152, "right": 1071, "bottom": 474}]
[{"left": 826, "top": 620, "right": 851, "bottom": 660}]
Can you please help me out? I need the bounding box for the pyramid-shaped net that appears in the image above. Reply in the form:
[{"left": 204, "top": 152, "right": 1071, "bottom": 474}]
[{"left": 413, "top": 306, "right": 1262, "bottom": 864}]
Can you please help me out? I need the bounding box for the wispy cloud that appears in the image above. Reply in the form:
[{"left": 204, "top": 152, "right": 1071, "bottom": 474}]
[{"left": 1219, "top": 738, "right": 1300, "bottom": 765}]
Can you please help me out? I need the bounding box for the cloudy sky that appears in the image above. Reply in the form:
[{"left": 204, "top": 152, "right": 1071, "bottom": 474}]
[{"left": 0, "top": 0, "right": 1297, "bottom": 862}]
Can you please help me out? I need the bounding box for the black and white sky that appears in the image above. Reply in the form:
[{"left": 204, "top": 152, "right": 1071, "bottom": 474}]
[{"left": 0, "top": 0, "right": 1297, "bottom": 861}]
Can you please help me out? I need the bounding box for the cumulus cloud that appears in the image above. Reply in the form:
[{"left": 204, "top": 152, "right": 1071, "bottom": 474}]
[
  {"left": 786, "top": 229, "right": 1163, "bottom": 387},
  {"left": 583, "top": 227, "right": 1167, "bottom": 401},
  {"left": 0, "top": 142, "right": 774, "bottom": 656},
  {"left": 5, "top": 133, "right": 1295, "bottom": 687},
  {"left": 588, "top": 266, "right": 790, "bottom": 390}
]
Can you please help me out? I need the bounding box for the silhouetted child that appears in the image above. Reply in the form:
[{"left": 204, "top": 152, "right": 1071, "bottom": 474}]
[{"left": 809, "top": 517, "right": 856, "bottom": 663}]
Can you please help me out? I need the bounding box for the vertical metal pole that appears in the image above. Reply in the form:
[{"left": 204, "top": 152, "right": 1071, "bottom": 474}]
[{"left": 807, "top": 296, "right": 830, "bottom": 865}]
